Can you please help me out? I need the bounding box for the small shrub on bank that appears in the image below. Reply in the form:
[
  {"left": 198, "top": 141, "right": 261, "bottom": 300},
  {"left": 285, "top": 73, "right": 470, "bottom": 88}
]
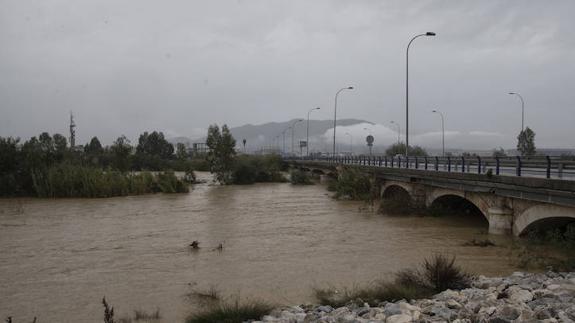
[
  {"left": 186, "top": 299, "right": 272, "bottom": 323},
  {"left": 133, "top": 309, "right": 161, "bottom": 321},
  {"left": 290, "top": 169, "right": 313, "bottom": 185}
]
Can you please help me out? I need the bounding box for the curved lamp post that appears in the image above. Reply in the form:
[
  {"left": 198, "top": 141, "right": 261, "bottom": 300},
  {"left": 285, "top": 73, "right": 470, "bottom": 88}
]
[
  {"left": 390, "top": 120, "right": 401, "bottom": 145},
  {"left": 333, "top": 86, "right": 354, "bottom": 157},
  {"left": 508, "top": 92, "right": 525, "bottom": 132},
  {"left": 291, "top": 119, "right": 304, "bottom": 155},
  {"left": 281, "top": 128, "right": 289, "bottom": 155},
  {"left": 306, "top": 107, "right": 320, "bottom": 156},
  {"left": 406, "top": 32, "right": 436, "bottom": 156},
  {"left": 432, "top": 109, "right": 445, "bottom": 157}
]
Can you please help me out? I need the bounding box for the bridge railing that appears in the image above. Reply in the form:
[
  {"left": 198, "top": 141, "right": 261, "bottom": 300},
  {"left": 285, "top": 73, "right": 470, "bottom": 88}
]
[{"left": 288, "top": 155, "right": 575, "bottom": 180}]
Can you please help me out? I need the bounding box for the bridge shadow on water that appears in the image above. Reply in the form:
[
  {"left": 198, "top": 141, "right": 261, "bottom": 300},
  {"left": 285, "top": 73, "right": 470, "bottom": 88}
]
[
  {"left": 380, "top": 185, "right": 489, "bottom": 230},
  {"left": 429, "top": 195, "right": 490, "bottom": 229}
]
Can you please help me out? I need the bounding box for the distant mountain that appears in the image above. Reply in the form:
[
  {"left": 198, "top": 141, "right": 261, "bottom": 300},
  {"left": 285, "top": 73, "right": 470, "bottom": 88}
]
[{"left": 168, "top": 119, "right": 372, "bottom": 148}]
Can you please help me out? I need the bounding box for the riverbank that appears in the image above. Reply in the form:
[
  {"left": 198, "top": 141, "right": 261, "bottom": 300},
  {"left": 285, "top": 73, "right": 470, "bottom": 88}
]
[{"left": 258, "top": 271, "right": 575, "bottom": 322}]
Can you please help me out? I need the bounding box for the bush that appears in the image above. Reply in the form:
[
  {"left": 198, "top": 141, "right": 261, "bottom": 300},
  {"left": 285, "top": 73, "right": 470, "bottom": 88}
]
[
  {"left": 186, "top": 299, "right": 272, "bottom": 323},
  {"left": 230, "top": 155, "right": 287, "bottom": 185},
  {"left": 333, "top": 166, "right": 375, "bottom": 201},
  {"left": 313, "top": 254, "right": 472, "bottom": 306},
  {"left": 420, "top": 254, "right": 472, "bottom": 292},
  {"left": 28, "top": 164, "right": 188, "bottom": 197},
  {"left": 290, "top": 169, "right": 313, "bottom": 185}
]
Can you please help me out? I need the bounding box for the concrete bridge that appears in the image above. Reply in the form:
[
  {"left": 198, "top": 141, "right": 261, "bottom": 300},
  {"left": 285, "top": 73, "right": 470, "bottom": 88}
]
[{"left": 290, "top": 158, "right": 575, "bottom": 236}]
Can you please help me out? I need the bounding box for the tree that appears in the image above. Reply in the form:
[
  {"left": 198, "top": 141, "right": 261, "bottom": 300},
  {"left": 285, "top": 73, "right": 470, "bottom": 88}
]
[
  {"left": 110, "top": 135, "right": 132, "bottom": 171},
  {"left": 517, "top": 127, "right": 536, "bottom": 157},
  {"left": 0, "top": 137, "right": 22, "bottom": 195},
  {"left": 136, "top": 131, "right": 174, "bottom": 159},
  {"left": 492, "top": 147, "right": 507, "bottom": 158},
  {"left": 385, "top": 143, "right": 428, "bottom": 157},
  {"left": 52, "top": 133, "right": 68, "bottom": 162},
  {"left": 176, "top": 143, "right": 188, "bottom": 160},
  {"left": 206, "top": 124, "right": 236, "bottom": 184},
  {"left": 85, "top": 137, "right": 104, "bottom": 155}
]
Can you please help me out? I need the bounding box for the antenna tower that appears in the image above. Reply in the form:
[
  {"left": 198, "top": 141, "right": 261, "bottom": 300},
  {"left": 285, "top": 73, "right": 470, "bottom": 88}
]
[{"left": 69, "top": 112, "right": 76, "bottom": 148}]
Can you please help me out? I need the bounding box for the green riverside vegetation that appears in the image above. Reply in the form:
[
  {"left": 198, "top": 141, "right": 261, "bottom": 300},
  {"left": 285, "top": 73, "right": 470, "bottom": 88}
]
[
  {"left": 0, "top": 131, "right": 195, "bottom": 198},
  {"left": 289, "top": 169, "right": 314, "bottom": 185},
  {"left": 331, "top": 166, "right": 376, "bottom": 201},
  {"left": 205, "top": 124, "right": 287, "bottom": 185}
]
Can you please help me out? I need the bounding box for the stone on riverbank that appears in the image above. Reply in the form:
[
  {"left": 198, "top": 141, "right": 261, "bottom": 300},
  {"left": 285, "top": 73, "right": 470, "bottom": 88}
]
[{"left": 255, "top": 271, "right": 575, "bottom": 323}]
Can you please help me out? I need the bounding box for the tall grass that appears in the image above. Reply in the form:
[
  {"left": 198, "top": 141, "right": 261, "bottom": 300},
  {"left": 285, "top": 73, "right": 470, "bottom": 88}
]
[
  {"left": 186, "top": 299, "right": 272, "bottom": 323},
  {"left": 30, "top": 164, "right": 188, "bottom": 198}
]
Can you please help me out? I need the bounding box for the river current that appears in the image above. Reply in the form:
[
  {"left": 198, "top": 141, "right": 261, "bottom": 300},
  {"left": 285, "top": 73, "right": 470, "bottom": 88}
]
[{"left": 0, "top": 172, "right": 519, "bottom": 322}]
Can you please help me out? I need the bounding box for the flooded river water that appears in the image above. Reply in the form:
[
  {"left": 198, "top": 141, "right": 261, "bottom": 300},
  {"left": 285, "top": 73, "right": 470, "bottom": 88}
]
[{"left": 0, "top": 173, "right": 520, "bottom": 322}]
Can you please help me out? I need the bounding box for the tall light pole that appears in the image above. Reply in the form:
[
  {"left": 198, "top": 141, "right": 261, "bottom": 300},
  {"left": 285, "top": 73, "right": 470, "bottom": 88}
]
[
  {"left": 333, "top": 86, "right": 354, "bottom": 157},
  {"left": 306, "top": 107, "right": 320, "bottom": 157},
  {"left": 432, "top": 109, "right": 445, "bottom": 157},
  {"left": 282, "top": 128, "right": 289, "bottom": 155},
  {"left": 406, "top": 32, "right": 436, "bottom": 156},
  {"left": 291, "top": 119, "right": 303, "bottom": 155},
  {"left": 345, "top": 132, "right": 353, "bottom": 155},
  {"left": 508, "top": 92, "right": 525, "bottom": 132},
  {"left": 390, "top": 120, "right": 401, "bottom": 145}
]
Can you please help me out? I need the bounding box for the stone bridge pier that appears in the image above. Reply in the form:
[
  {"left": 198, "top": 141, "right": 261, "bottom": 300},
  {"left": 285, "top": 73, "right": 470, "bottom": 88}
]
[{"left": 380, "top": 180, "right": 575, "bottom": 236}]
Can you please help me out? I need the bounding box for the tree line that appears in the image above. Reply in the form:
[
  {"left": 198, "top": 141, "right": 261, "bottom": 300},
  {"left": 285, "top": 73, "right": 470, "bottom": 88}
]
[{"left": 0, "top": 131, "right": 195, "bottom": 197}]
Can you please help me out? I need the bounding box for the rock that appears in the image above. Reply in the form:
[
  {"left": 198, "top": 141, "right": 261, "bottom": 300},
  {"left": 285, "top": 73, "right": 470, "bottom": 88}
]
[
  {"left": 373, "top": 313, "right": 386, "bottom": 320},
  {"left": 398, "top": 302, "right": 420, "bottom": 312},
  {"left": 385, "top": 314, "right": 412, "bottom": 323},
  {"left": 496, "top": 305, "right": 521, "bottom": 321},
  {"left": 478, "top": 306, "right": 497, "bottom": 316},
  {"left": 383, "top": 303, "right": 402, "bottom": 316},
  {"left": 446, "top": 299, "right": 462, "bottom": 309},
  {"left": 303, "top": 312, "right": 321, "bottom": 322},
  {"left": 356, "top": 307, "right": 370, "bottom": 317},
  {"left": 331, "top": 307, "right": 350, "bottom": 316},
  {"left": 547, "top": 284, "right": 561, "bottom": 290},
  {"left": 507, "top": 286, "right": 533, "bottom": 303},
  {"left": 316, "top": 305, "right": 334, "bottom": 313},
  {"left": 434, "top": 289, "right": 461, "bottom": 301},
  {"left": 558, "top": 311, "right": 575, "bottom": 323}
]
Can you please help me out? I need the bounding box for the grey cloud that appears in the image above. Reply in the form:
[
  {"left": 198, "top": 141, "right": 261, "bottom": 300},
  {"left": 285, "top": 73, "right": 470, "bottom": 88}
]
[{"left": 1, "top": 0, "right": 574, "bottom": 150}]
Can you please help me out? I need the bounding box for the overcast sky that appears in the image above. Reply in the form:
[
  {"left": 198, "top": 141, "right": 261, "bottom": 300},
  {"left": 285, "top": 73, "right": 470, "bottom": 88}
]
[{"left": 1, "top": 0, "right": 574, "bottom": 149}]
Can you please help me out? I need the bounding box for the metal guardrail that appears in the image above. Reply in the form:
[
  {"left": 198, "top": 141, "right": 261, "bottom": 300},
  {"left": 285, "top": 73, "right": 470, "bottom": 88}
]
[{"left": 288, "top": 155, "right": 575, "bottom": 181}]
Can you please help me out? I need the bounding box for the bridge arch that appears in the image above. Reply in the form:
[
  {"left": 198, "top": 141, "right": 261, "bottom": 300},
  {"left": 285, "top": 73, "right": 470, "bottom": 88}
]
[
  {"left": 427, "top": 189, "right": 490, "bottom": 225},
  {"left": 381, "top": 182, "right": 414, "bottom": 198},
  {"left": 427, "top": 189, "right": 489, "bottom": 217},
  {"left": 514, "top": 204, "right": 575, "bottom": 236}
]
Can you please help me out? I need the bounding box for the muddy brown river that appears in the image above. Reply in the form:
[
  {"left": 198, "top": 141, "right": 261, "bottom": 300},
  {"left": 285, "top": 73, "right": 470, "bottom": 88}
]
[{"left": 0, "top": 173, "right": 520, "bottom": 322}]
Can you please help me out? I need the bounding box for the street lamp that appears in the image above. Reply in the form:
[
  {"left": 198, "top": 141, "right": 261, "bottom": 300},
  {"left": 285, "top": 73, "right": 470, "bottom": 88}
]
[
  {"left": 333, "top": 86, "right": 354, "bottom": 157},
  {"left": 345, "top": 132, "right": 353, "bottom": 155},
  {"left": 432, "top": 109, "right": 445, "bottom": 157},
  {"left": 390, "top": 120, "right": 401, "bottom": 145},
  {"left": 291, "top": 119, "right": 304, "bottom": 155},
  {"left": 282, "top": 128, "right": 289, "bottom": 155},
  {"left": 406, "top": 31, "right": 436, "bottom": 156},
  {"left": 306, "top": 107, "right": 320, "bottom": 157},
  {"left": 508, "top": 92, "right": 525, "bottom": 132}
]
